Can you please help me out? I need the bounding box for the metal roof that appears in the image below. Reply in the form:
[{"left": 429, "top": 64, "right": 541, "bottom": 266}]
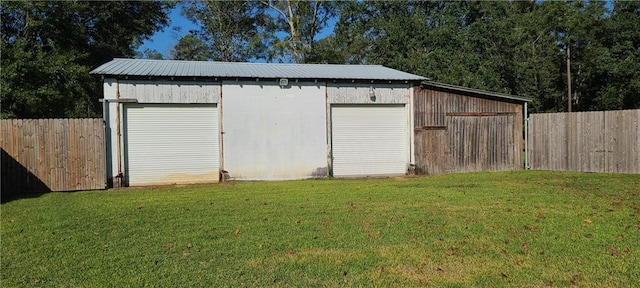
[
  {"left": 90, "top": 58, "right": 427, "bottom": 81},
  {"left": 421, "top": 81, "right": 531, "bottom": 103}
]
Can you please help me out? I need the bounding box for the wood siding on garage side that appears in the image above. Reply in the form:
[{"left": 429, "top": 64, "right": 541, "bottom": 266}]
[
  {"left": 117, "top": 80, "right": 220, "bottom": 103},
  {"left": 327, "top": 83, "right": 410, "bottom": 104},
  {"left": 414, "top": 127, "right": 449, "bottom": 175},
  {"left": 414, "top": 88, "right": 522, "bottom": 127},
  {"left": 446, "top": 114, "right": 518, "bottom": 172},
  {"left": 414, "top": 88, "right": 523, "bottom": 173}
]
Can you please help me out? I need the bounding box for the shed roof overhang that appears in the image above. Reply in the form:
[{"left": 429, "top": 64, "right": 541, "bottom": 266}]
[{"left": 421, "top": 81, "right": 531, "bottom": 104}]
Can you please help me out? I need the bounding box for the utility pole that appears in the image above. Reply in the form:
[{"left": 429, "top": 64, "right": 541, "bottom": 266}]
[{"left": 567, "top": 42, "right": 572, "bottom": 112}]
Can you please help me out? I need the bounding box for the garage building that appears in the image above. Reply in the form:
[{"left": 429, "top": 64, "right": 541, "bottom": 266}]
[{"left": 91, "top": 59, "right": 425, "bottom": 187}]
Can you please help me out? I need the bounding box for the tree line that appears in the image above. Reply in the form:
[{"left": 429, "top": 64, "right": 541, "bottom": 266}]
[
  {"left": 1, "top": 1, "right": 638, "bottom": 118},
  {"left": 1, "top": 1, "right": 173, "bottom": 118}
]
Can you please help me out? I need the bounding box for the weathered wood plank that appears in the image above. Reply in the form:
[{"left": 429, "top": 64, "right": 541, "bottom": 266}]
[
  {"left": 529, "top": 110, "right": 639, "bottom": 174},
  {"left": 443, "top": 114, "right": 517, "bottom": 173},
  {"left": 414, "top": 128, "right": 449, "bottom": 175},
  {"left": 446, "top": 112, "right": 516, "bottom": 117},
  {"left": 118, "top": 80, "right": 221, "bottom": 104},
  {"left": 636, "top": 109, "right": 640, "bottom": 173},
  {"left": 328, "top": 83, "right": 410, "bottom": 104},
  {"left": 96, "top": 120, "right": 106, "bottom": 189},
  {"left": 414, "top": 86, "right": 524, "bottom": 173},
  {"left": 414, "top": 87, "right": 522, "bottom": 127},
  {"left": 69, "top": 119, "right": 78, "bottom": 190}
]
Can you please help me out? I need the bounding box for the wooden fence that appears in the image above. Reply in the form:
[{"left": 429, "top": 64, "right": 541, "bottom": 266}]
[
  {"left": 528, "top": 109, "right": 639, "bottom": 173},
  {"left": 1, "top": 119, "right": 106, "bottom": 195}
]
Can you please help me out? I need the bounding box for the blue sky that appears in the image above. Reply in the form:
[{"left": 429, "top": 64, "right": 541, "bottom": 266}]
[{"left": 138, "top": 4, "right": 198, "bottom": 58}]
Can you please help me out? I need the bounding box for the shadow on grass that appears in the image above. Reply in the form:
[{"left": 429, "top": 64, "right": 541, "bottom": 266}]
[{"left": 1, "top": 148, "right": 50, "bottom": 203}]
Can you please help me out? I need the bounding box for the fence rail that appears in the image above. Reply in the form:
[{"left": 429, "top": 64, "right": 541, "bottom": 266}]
[
  {"left": 1, "top": 118, "right": 106, "bottom": 195},
  {"left": 528, "top": 110, "right": 639, "bottom": 173}
]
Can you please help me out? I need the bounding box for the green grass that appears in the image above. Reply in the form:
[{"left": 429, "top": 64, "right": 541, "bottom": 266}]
[{"left": 2, "top": 171, "right": 639, "bottom": 287}]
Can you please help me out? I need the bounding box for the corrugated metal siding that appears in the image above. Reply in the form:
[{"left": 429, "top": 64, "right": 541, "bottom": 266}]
[
  {"left": 118, "top": 80, "right": 220, "bottom": 103},
  {"left": 124, "top": 104, "right": 219, "bottom": 185},
  {"left": 331, "top": 105, "right": 408, "bottom": 177},
  {"left": 91, "top": 58, "right": 426, "bottom": 81},
  {"left": 327, "top": 83, "right": 410, "bottom": 104}
]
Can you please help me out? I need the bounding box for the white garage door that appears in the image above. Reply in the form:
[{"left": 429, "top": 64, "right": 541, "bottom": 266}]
[
  {"left": 331, "top": 105, "right": 408, "bottom": 177},
  {"left": 124, "top": 104, "right": 219, "bottom": 186}
]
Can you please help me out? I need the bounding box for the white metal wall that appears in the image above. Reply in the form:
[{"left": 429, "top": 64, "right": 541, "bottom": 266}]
[
  {"left": 124, "top": 103, "right": 219, "bottom": 185},
  {"left": 331, "top": 105, "right": 409, "bottom": 177},
  {"left": 103, "top": 79, "right": 117, "bottom": 185},
  {"left": 222, "top": 81, "right": 328, "bottom": 180}
]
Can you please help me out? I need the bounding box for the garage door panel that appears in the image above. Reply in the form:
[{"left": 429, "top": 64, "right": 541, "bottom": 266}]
[
  {"left": 331, "top": 105, "right": 408, "bottom": 177},
  {"left": 125, "top": 104, "right": 219, "bottom": 185}
]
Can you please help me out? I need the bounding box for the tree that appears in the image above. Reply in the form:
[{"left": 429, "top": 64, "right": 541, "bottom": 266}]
[
  {"left": 1, "top": 38, "right": 91, "bottom": 118},
  {"left": 176, "top": 0, "right": 338, "bottom": 63},
  {"left": 0, "top": 1, "right": 172, "bottom": 118},
  {"left": 259, "top": 0, "right": 339, "bottom": 63},
  {"left": 330, "top": 1, "right": 513, "bottom": 88},
  {"left": 586, "top": 1, "right": 640, "bottom": 110},
  {"left": 329, "top": 1, "right": 430, "bottom": 66},
  {"left": 137, "top": 48, "right": 165, "bottom": 60},
  {"left": 178, "top": 1, "right": 267, "bottom": 62},
  {"left": 329, "top": 0, "right": 639, "bottom": 112},
  {"left": 171, "top": 33, "right": 210, "bottom": 61}
]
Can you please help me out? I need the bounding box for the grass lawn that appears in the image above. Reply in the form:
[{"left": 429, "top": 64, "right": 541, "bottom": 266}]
[{"left": 1, "top": 171, "right": 639, "bottom": 287}]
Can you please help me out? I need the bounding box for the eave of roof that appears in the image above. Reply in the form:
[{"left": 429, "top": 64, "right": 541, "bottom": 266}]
[{"left": 421, "top": 81, "right": 531, "bottom": 103}]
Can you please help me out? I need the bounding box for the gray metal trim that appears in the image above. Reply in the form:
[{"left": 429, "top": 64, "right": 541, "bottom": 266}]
[{"left": 99, "top": 98, "right": 138, "bottom": 103}]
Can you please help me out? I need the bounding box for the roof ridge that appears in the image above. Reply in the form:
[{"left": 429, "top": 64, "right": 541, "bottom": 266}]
[{"left": 112, "top": 58, "right": 384, "bottom": 67}]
